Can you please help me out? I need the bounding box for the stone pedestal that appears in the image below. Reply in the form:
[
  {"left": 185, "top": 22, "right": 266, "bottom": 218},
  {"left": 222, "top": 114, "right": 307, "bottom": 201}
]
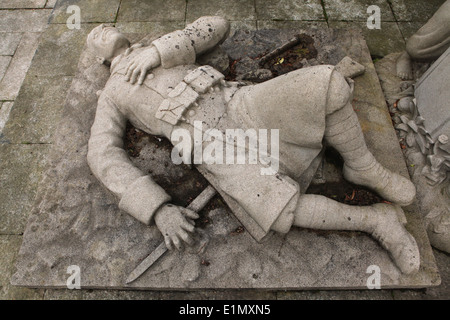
[{"left": 11, "top": 28, "right": 440, "bottom": 290}]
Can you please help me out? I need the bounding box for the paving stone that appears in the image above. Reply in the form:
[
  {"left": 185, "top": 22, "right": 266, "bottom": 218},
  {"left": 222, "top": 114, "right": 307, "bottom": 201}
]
[
  {"left": 329, "top": 21, "right": 405, "bottom": 57},
  {"left": 159, "top": 290, "right": 277, "bottom": 300},
  {"left": 0, "top": 0, "right": 47, "bottom": 9},
  {"left": 186, "top": 0, "right": 256, "bottom": 22},
  {"left": 45, "top": 0, "right": 58, "bottom": 8},
  {"left": 0, "top": 33, "right": 23, "bottom": 55},
  {"left": 26, "top": 24, "right": 94, "bottom": 78},
  {"left": 117, "top": 0, "right": 186, "bottom": 22},
  {"left": 389, "top": 0, "right": 447, "bottom": 22},
  {"left": 0, "top": 9, "right": 51, "bottom": 32},
  {"left": 323, "top": 0, "right": 395, "bottom": 22},
  {"left": 277, "top": 289, "right": 394, "bottom": 300},
  {"left": 257, "top": 20, "right": 328, "bottom": 30},
  {"left": 0, "top": 32, "right": 41, "bottom": 101},
  {"left": 255, "top": 0, "right": 324, "bottom": 21},
  {"left": 0, "top": 101, "right": 13, "bottom": 133},
  {"left": 2, "top": 75, "right": 73, "bottom": 144},
  {"left": 11, "top": 28, "right": 439, "bottom": 291},
  {"left": 49, "top": 0, "right": 120, "bottom": 24},
  {"left": 0, "top": 235, "right": 45, "bottom": 299},
  {"left": 0, "top": 144, "right": 50, "bottom": 235},
  {"left": 0, "top": 56, "right": 11, "bottom": 82},
  {"left": 397, "top": 22, "right": 425, "bottom": 42},
  {"left": 392, "top": 249, "right": 450, "bottom": 299},
  {"left": 229, "top": 20, "right": 257, "bottom": 36},
  {"left": 115, "top": 21, "right": 186, "bottom": 43}
]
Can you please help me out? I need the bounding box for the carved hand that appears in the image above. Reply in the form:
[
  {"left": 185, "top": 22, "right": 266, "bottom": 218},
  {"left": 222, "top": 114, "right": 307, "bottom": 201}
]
[
  {"left": 125, "top": 46, "right": 161, "bottom": 85},
  {"left": 154, "top": 203, "right": 199, "bottom": 251}
]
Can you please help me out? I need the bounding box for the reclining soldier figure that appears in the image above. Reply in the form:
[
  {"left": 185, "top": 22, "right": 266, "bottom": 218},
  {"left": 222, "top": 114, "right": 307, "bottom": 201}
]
[{"left": 86, "top": 16, "right": 420, "bottom": 274}]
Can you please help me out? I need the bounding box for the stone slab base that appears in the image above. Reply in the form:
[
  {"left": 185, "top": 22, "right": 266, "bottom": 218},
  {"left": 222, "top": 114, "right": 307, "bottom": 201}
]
[{"left": 12, "top": 28, "right": 440, "bottom": 290}]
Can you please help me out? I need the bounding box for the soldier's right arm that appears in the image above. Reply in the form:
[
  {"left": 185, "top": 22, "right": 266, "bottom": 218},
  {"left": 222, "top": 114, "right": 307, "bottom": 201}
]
[{"left": 87, "top": 93, "right": 172, "bottom": 225}]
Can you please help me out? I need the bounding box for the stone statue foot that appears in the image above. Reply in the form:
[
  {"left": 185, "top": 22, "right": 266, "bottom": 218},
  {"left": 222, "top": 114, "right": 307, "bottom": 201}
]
[
  {"left": 426, "top": 207, "right": 450, "bottom": 253},
  {"left": 343, "top": 161, "right": 416, "bottom": 206},
  {"left": 396, "top": 51, "right": 413, "bottom": 80},
  {"left": 370, "top": 204, "right": 420, "bottom": 274}
]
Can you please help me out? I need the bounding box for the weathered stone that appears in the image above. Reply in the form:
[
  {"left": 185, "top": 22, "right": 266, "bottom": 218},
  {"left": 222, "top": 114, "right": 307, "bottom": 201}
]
[
  {"left": 277, "top": 289, "right": 394, "bottom": 300},
  {"left": 0, "top": 101, "right": 13, "bottom": 133},
  {"left": 49, "top": 0, "right": 120, "bottom": 24},
  {"left": 257, "top": 20, "right": 328, "bottom": 30},
  {"left": 389, "top": 0, "right": 447, "bottom": 22},
  {"left": 187, "top": 0, "right": 256, "bottom": 22},
  {"left": 117, "top": 0, "right": 186, "bottom": 22},
  {"left": 335, "top": 56, "right": 366, "bottom": 78},
  {"left": 255, "top": 0, "right": 324, "bottom": 20},
  {"left": 328, "top": 21, "right": 405, "bottom": 57},
  {"left": 115, "top": 21, "right": 186, "bottom": 41},
  {"left": 0, "top": 235, "right": 45, "bottom": 300},
  {"left": 11, "top": 26, "right": 439, "bottom": 290},
  {"left": 0, "top": 0, "right": 46, "bottom": 9},
  {"left": 397, "top": 22, "right": 426, "bottom": 42},
  {"left": 0, "top": 9, "right": 50, "bottom": 32},
  {"left": 415, "top": 47, "right": 450, "bottom": 141},
  {"left": 323, "top": 0, "right": 395, "bottom": 21},
  {"left": 1, "top": 75, "right": 73, "bottom": 144},
  {"left": 26, "top": 24, "right": 94, "bottom": 78},
  {"left": 46, "top": 0, "right": 57, "bottom": 9},
  {"left": 0, "top": 32, "right": 41, "bottom": 101},
  {"left": 0, "top": 56, "right": 12, "bottom": 81},
  {"left": 0, "top": 32, "right": 23, "bottom": 55},
  {"left": 0, "top": 144, "right": 49, "bottom": 235}
]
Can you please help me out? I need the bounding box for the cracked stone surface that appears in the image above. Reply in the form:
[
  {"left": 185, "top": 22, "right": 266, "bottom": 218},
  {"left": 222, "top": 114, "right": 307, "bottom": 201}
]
[{"left": 11, "top": 28, "right": 439, "bottom": 290}]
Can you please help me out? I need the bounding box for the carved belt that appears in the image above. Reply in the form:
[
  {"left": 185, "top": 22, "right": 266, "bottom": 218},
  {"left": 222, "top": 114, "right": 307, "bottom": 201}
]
[{"left": 155, "top": 66, "right": 225, "bottom": 125}]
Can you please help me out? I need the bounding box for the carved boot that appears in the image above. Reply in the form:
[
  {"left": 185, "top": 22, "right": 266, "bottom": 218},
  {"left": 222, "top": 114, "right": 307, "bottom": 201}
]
[
  {"left": 368, "top": 203, "right": 420, "bottom": 274},
  {"left": 294, "top": 194, "right": 420, "bottom": 274},
  {"left": 325, "top": 103, "right": 416, "bottom": 206}
]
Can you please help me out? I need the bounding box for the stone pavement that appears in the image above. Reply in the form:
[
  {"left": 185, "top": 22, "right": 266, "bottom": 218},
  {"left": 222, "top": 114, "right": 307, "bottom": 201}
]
[{"left": 0, "top": 0, "right": 448, "bottom": 300}]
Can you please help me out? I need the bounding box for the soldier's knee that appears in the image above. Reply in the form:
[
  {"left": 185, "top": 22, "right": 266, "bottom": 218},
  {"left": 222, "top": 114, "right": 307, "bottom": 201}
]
[{"left": 326, "top": 70, "right": 352, "bottom": 115}]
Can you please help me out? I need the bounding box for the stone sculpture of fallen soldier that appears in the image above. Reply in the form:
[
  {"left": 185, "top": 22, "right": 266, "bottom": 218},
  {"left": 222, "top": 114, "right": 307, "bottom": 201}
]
[{"left": 86, "top": 16, "right": 420, "bottom": 274}]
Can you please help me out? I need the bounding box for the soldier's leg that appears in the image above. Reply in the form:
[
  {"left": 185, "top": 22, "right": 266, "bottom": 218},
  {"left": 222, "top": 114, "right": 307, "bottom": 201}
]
[
  {"left": 397, "top": 0, "right": 450, "bottom": 79},
  {"left": 292, "top": 194, "right": 420, "bottom": 274},
  {"left": 324, "top": 71, "right": 416, "bottom": 206}
]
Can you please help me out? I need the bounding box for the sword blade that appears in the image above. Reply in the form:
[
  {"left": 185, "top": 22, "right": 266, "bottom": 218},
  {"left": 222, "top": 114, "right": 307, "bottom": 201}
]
[{"left": 125, "top": 185, "right": 217, "bottom": 284}]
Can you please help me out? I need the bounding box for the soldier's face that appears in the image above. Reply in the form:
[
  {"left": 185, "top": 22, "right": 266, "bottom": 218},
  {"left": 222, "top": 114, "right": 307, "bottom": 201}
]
[{"left": 87, "top": 24, "right": 130, "bottom": 61}]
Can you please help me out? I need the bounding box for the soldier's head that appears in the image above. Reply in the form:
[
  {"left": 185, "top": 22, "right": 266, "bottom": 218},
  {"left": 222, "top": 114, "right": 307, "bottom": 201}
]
[{"left": 87, "top": 24, "right": 130, "bottom": 64}]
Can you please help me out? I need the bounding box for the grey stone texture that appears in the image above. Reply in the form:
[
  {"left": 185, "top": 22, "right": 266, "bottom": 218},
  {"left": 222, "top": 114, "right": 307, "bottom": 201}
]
[
  {"left": 0, "top": 56, "right": 11, "bottom": 81},
  {"left": 11, "top": 26, "right": 438, "bottom": 290},
  {"left": 323, "top": 0, "right": 395, "bottom": 21},
  {"left": 0, "top": 32, "right": 42, "bottom": 101},
  {"left": 389, "top": 0, "right": 447, "bottom": 22},
  {"left": 0, "top": 144, "right": 49, "bottom": 235},
  {"left": 415, "top": 47, "right": 450, "bottom": 141},
  {"left": 49, "top": 0, "right": 121, "bottom": 24},
  {"left": 187, "top": 0, "right": 257, "bottom": 21},
  {"left": 0, "top": 33, "right": 23, "bottom": 56},
  {"left": 0, "top": 9, "right": 51, "bottom": 32},
  {"left": 1, "top": 0, "right": 449, "bottom": 300},
  {"left": 117, "top": 0, "right": 186, "bottom": 22},
  {"left": 0, "top": 1, "right": 47, "bottom": 9},
  {"left": 329, "top": 21, "right": 405, "bottom": 57}
]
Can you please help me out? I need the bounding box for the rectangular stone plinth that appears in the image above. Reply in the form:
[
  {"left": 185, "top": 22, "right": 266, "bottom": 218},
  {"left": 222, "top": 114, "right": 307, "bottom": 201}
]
[{"left": 11, "top": 28, "right": 440, "bottom": 290}]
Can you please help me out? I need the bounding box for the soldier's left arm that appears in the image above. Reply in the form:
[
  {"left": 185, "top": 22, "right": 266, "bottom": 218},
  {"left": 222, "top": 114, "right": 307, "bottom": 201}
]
[
  {"left": 152, "top": 16, "right": 230, "bottom": 68},
  {"left": 125, "top": 16, "right": 230, "bottom": 84}
]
